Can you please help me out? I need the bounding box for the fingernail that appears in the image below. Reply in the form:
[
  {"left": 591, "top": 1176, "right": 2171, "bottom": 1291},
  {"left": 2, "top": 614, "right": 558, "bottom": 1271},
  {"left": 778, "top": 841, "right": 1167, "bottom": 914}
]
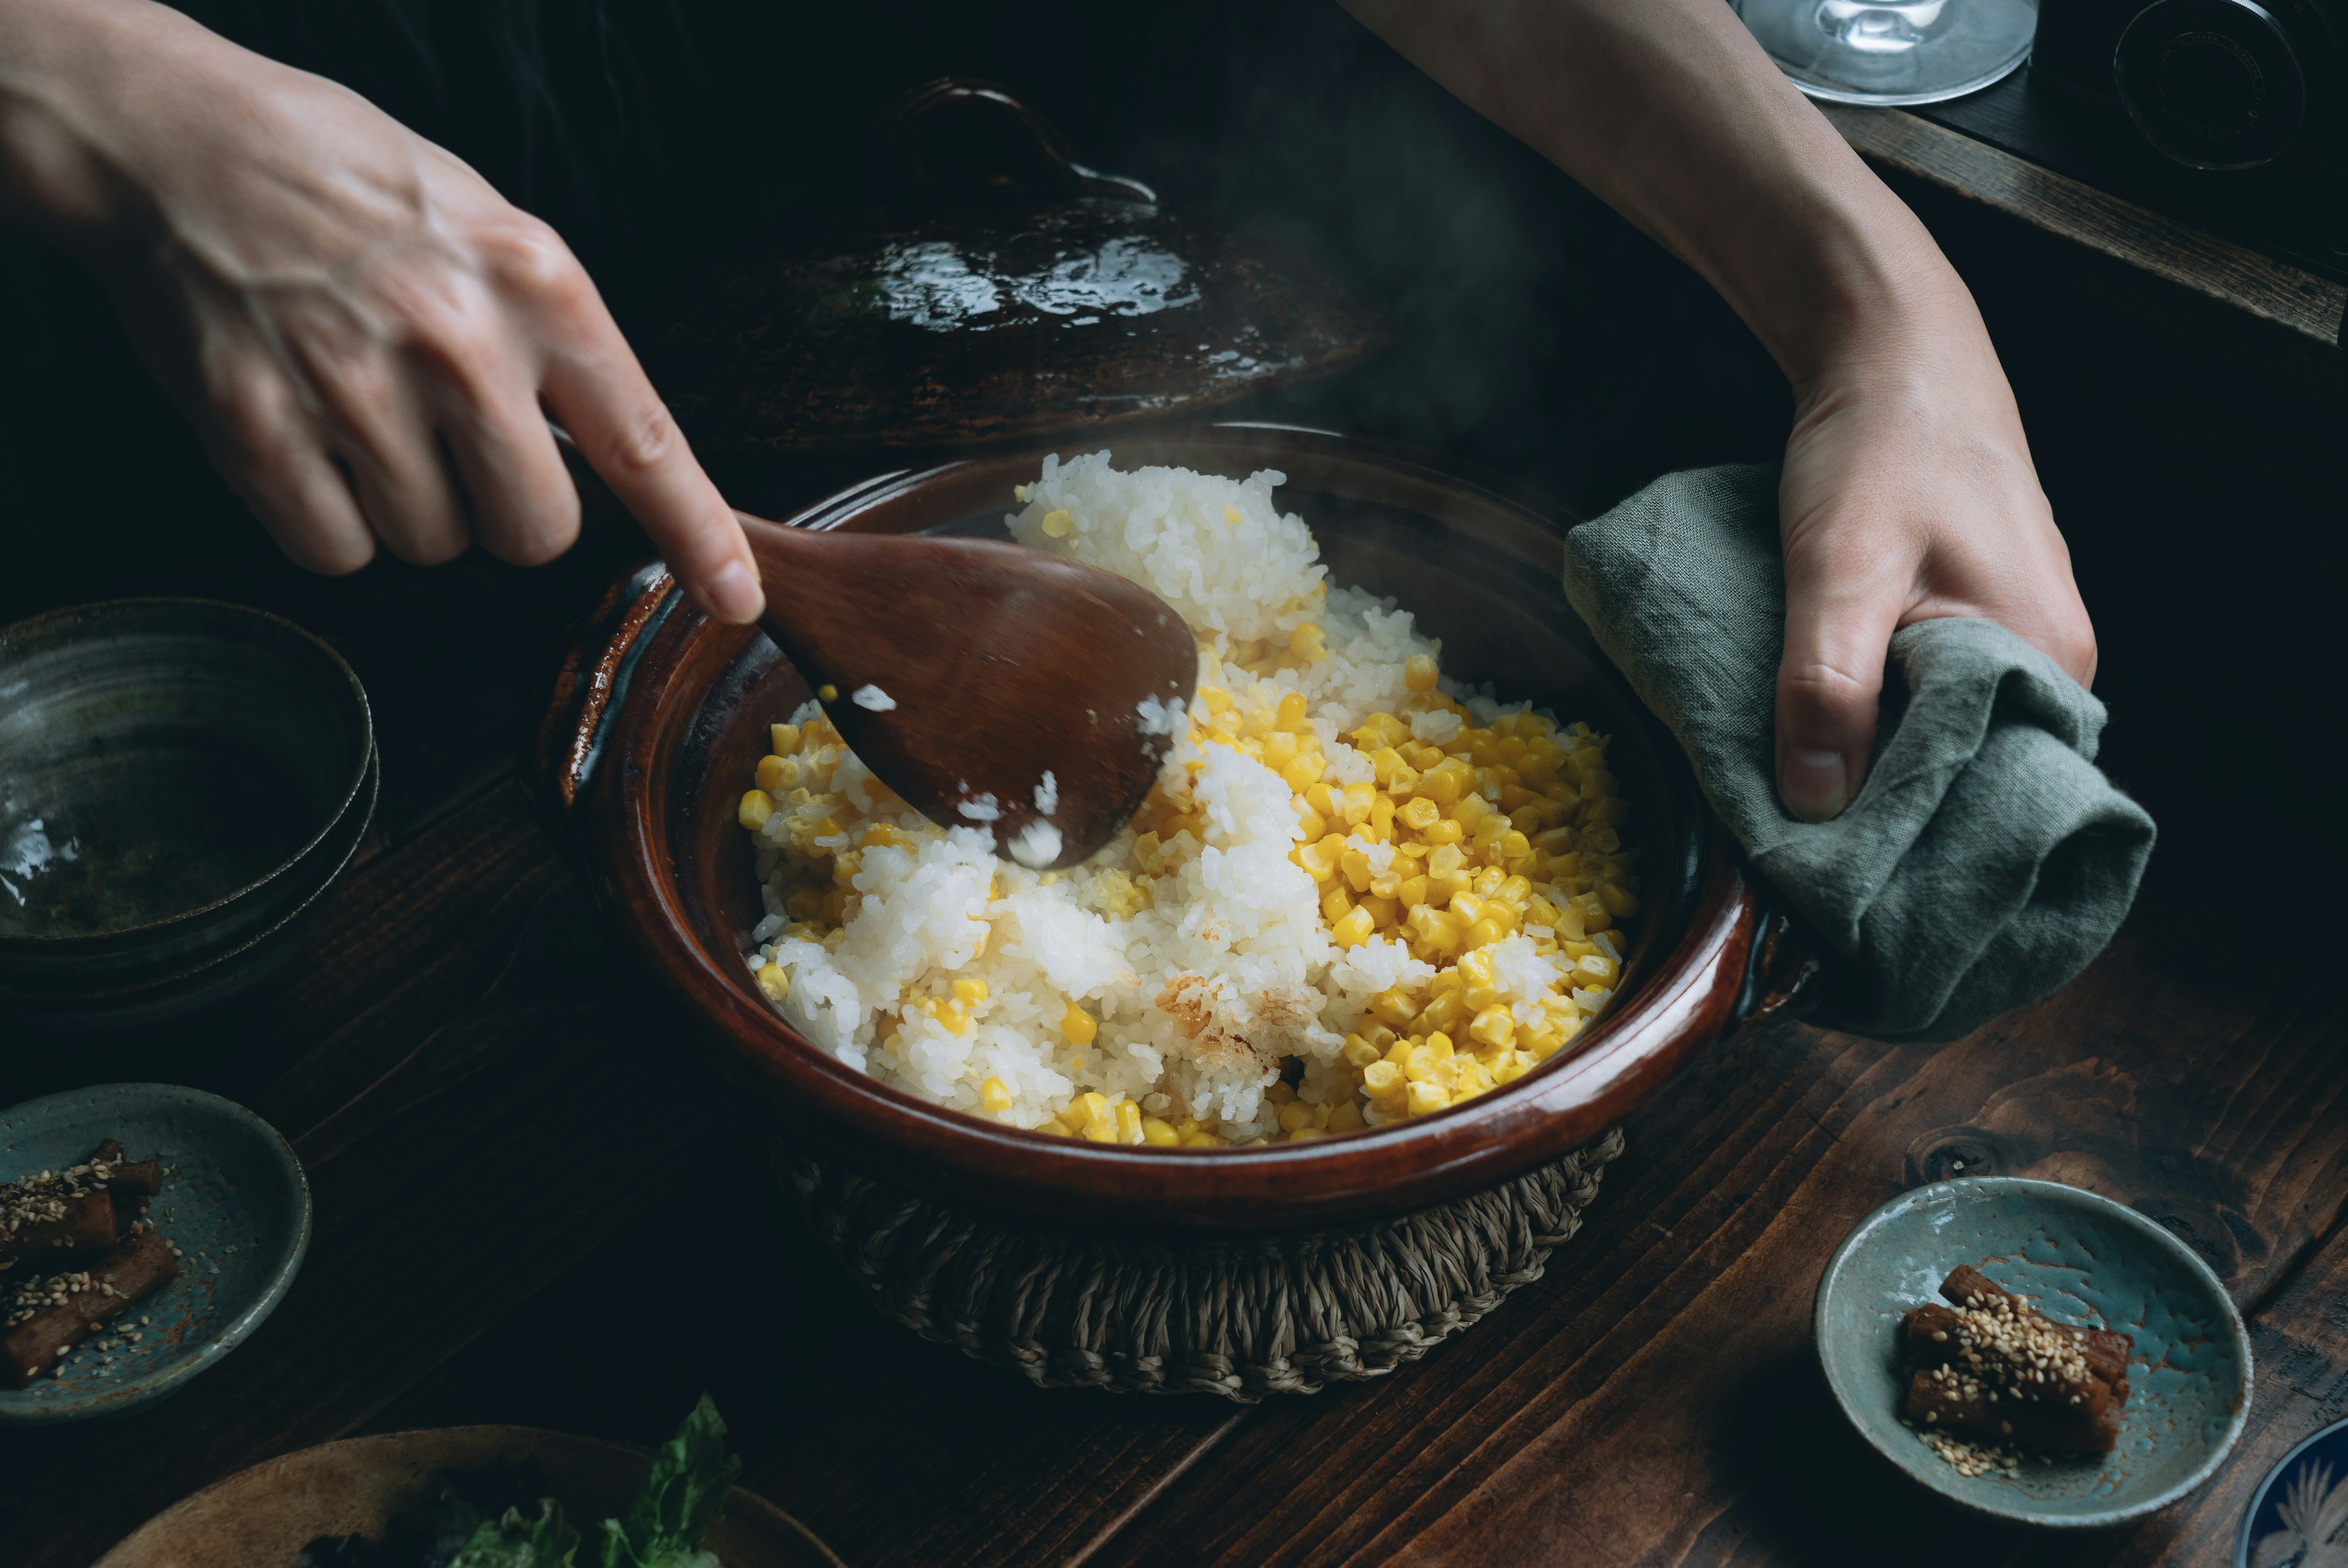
[
  {"left": 709, "top": 561, "right": 764, "bottom": 624},
  {"left": 1781, "top": 747, "right": 1850, "bottom": 823}
]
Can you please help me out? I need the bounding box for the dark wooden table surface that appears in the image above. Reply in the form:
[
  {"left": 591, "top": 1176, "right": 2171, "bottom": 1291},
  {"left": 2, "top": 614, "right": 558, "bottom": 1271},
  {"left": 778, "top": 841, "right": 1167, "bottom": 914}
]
[{"left": 6, "top": 105, "right": 2347, "bottom": 1568}]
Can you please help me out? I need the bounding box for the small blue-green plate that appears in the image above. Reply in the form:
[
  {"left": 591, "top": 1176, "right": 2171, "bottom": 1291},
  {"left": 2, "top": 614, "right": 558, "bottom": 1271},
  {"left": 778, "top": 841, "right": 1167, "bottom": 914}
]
[
  {"left": 1815, "top": 1177, "right": 2250, "bottom": 1528},
  {"left": 0, "top": 1083, "right": 310, "bottom": 1424}
]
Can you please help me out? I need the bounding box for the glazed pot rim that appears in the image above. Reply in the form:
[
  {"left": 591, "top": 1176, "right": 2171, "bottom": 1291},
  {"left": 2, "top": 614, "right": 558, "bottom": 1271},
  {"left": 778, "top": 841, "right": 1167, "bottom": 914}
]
[
  {"left": 559, "top": 424, "right": 1773, "bottom": 1229},
  {"left": 0, "top": 597, "right": 375, "bottom": 949}
]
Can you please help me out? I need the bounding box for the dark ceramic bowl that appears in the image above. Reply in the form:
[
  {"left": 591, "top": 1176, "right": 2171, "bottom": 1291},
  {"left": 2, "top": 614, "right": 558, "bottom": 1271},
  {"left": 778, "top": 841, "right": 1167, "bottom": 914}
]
[
  {"left": 0, "top": 1083, "right": 312, "bottom": 1425},
  {"left": 95, "top": 1425, "right": 842, "bottom": 1567},
  {"left": 533, "top": 424, "right": 1820, "bottom": 1234},
  {"left": 0, "top": 599, "right": 374, "bottom": 1027},
  {"left": 1815, "top": 1177, "right": 2250, "bottom": 1528}
]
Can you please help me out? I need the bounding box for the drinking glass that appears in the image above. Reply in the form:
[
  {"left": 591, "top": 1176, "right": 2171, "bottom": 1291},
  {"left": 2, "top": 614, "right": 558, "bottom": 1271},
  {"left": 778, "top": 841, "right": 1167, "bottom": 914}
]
[{"left": 1734, "top": 0, "right": 2039, "bottom": 106}]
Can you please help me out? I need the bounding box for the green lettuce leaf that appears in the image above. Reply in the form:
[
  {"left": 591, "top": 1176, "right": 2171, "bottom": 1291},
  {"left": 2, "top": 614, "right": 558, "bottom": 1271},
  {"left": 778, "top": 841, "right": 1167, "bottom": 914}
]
[
  {"left": 599, "top": 1396, "right": 740, "bottom": 1568},
  {"left": 443, "top": 1500, "right": 580, "bottom": 1568}
]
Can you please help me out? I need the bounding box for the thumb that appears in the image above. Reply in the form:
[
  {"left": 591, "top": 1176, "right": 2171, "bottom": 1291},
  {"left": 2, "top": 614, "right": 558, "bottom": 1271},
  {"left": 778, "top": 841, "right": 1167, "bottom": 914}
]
[{"left": 1774, "top": 528, "right": 1902, "bottom": 823}]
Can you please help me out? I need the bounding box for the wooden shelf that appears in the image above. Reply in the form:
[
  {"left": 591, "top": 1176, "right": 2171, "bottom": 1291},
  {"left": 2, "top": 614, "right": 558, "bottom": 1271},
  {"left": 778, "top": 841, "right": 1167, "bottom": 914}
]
[{"left": 1823, "top": 103, "right": 2347, "bottom": 350}]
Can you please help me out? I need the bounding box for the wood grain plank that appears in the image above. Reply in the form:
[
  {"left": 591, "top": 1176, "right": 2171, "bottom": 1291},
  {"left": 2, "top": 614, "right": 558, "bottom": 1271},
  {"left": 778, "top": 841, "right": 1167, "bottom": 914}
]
[
  {"left": 1822, "top": 105, "right": 2347, "bottom": 348},
  {"left": 2114, "top": 1216, "right": 2348, "bottom": 1567},
  {"left": 1095, "top": 883, "right": 2348, "bottom": 1567},
  {"left": 360, "top": 1133, "right": 1252, "bottom": 1568}
]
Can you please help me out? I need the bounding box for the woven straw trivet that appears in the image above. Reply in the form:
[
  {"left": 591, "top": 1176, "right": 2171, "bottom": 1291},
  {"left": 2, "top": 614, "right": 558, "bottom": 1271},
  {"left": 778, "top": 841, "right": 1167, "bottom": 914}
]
[{"left": 778, "top": 1127, "right": 1625, "bottom": 1401}]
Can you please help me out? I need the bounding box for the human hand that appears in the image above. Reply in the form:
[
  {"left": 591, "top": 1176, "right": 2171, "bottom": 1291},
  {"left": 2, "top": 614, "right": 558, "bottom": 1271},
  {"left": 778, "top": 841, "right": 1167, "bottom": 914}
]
[
  {"left": 1774, "top": 324, "right": 2096, "bottom": 822},
  {"left": 0, "top": 0, "right": 762, "bottom": 622}
]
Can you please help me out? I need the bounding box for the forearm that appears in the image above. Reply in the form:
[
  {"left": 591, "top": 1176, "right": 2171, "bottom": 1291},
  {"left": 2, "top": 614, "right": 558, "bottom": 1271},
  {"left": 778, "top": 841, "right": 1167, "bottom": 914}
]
[
  {"left": 0, "top": 0, "right": 168, "bottom": 252},
  {"left": 1338, "top": 0, "right": 1973, "bottom": 391}
]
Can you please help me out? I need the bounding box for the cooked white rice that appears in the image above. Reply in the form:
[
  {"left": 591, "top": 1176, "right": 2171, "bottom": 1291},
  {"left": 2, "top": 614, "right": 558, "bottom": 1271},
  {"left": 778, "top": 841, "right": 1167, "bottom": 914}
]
[{"left": 736, "top": 453, "right": 1635, "bottom": 1147}]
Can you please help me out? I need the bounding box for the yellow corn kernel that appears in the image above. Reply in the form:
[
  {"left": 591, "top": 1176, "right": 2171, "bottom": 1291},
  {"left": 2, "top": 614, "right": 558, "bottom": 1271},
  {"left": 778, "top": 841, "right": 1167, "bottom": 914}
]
[
  {"left": 1061, "top": 1000, "right": 1098, "bottom": 1046},
  {"left": 1370, "top": 988, "right": 1420, "bottom": 1030},
  {"left": 1342, "top": 1032, "right": 1384, "bottom": 1067},
  {"left": 1396, "top": 874, "right": 1430, "bottom": 908},
  {"left": 1180, "top": 1130, "right": 1219, "bottom": 1146},
  {"left": 1140, "top": 1116, "right": 1181, "bottom": 1147},
  {"left": 932, "top": 1001, "right": 970, "bottom": 1035},
  {"left": 1368, "top": 746, "right": 1406, "bottom": 786},
  {"left": 1041, "top": 507, "right": 1074, "bottom": 537},
  {"left": 1406, "top": 1080, "right": 1450, "bottom": 1116},
  {"left": 737, "top": 789, "right": 776, "bottom": 829},
  {"left": 1286, "top": 1125, "right": 1328, "bottom": 1141},
  {"left": 951, "top": 977, "right": 989, "bottom": 1007},
  {"left": 1362, "top": 1060, "right": 1404, "bottom": 1097},
  {"left": 1277, "top": 1102, "right": 1316, "bottom": 1133},
  {"left": 1458, "top": 949, "right": 1496, "bottom": 987},
  {"left": 1370, "top": 794, "right": 1397, "bottom": 836},
  {"left": 756, "top": 962, "right": 791, "bottom": 1001},
  {"left": 1267, "top": 1079, "right": 1297, "bottom": 1103},
  {"left": 1403, "top": 652, "right": 1439, "bottom": 693},
  {"left": 1078, "top": 1091, "right": 1112, "bottom": 1127},
  {"left": 1405, "top": 904, "right": 1456, "bottom": 951},
  {"left": 755, "top": 754, "right": 798, "bottom": 793},
  {"left": 1454, "top": 1059, "right": 1495, "bottom": 1098},
  {"left": 1572, "top": 890, "right": 1612, "bottom": 931},
  {"left": 769, "top": 722, "right": 801, "bottom": 755},
  {"left": 1468, "top": 1004, "right": 1514, "bottom": 1050},
  {"left": 1332, "top": 905, "right": 1375, "bottom": 948},
  {"left": 1298, "top": 833, "right": 1346, "bottom": 880},
  {"left": 1399, "top": 795, "right": 1442, "bottom": 831},
  {"left": 1599, "top": 882, "right": 1641, "bottom": 919},
  {"left": 1449, "top": 792, "right": 1490, "bottom": 830},
  {"left": 1573, "top": 951, "right": 1621, "bottom": 989},
  {"left": 1327, "top": 1100, "right": 1365, "bottom": 1133},
  {"left": 1276, "top": 691, "right": 1310, "bottom": 731},
  {"left": 1281, "top": 753, "right": 1325, "bottom": 793},
  {"left": 1419, "top": 988, "right": 1469, "bottom": 1034},
  {"left": 1417, "top": 817, "right": 1464, "bottom": 848},
  {"left": 1115, "top": 1100, "right": 1144, "bottom": 1143},
  {"left": 1321, "top": 885, "right": 1354, "bottom": 923},
  {"left": 1341, "top": 847, "right": 1375, "bottom": 893},
  {"left": 979, "top": 1077, "right": 1013, "bottom": 1112},
  {"left": 1417, "top": 764, "right": 1463, "bottom": 807},
  {"left": 1263, "top": 731, "right": 1300, "bottom": 770},
  {"left": 1360, "top": 894, "right": 1400, "bottom": 929},
  {"left": 1340, "top": 782, "right": 1376, "bottom": 826},
  {"left": 1290, "top": 622, "right": 1329, "bottom": 662},
  {"left": 1424, "top": 1031, "right": 1455, "bottom": 1062},
  {"left": 1293, "top": 808, "right": 1328, "bottom": 844},
  {"left": 1495, "top": 874, "right": 1534, "bottom": 909},
  {"left": 816, "top": 683, "right": 838, "bottom": 702},
  {"left": 1224, "top": 504, "right": 1244, "bottom": 526}
]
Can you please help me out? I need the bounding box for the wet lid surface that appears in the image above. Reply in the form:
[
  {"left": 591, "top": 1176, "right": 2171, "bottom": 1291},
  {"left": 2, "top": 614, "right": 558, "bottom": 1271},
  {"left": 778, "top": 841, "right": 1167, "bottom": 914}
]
[{"left": 643, "top": 79, "right": 1379, "bottom": 454}]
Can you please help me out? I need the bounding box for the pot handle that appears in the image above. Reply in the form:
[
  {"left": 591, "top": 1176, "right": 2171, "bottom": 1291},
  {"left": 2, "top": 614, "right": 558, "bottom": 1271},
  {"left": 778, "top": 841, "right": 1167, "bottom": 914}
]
[
  {"left": 879, "top": 78, "right": 1157, "bottom": 205},
  {"left": 1728, "top": 880, "right": 1830, "bottom": 1032},
  {"left": 525, "top": 559, "right": 682, "bottom": 839}
]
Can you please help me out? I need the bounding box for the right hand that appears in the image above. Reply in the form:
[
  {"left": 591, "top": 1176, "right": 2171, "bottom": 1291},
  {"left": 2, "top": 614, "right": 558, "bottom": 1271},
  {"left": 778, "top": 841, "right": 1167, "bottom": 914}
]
[{"left": 0, "top": 0, "right": 764, "bottom": 622}]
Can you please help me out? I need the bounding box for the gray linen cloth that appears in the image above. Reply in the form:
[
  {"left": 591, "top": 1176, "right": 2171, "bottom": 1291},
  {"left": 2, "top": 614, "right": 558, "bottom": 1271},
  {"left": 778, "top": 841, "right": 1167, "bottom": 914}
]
[{"left": 1560, "top": 463, "right": 2155, "bottom": 1043}]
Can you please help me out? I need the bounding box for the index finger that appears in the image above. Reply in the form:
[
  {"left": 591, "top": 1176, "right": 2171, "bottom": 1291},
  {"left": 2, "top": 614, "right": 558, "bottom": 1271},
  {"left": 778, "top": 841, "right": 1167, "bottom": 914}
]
[{"left": 538, "top": 306, "right": 763, "bottom": 624}]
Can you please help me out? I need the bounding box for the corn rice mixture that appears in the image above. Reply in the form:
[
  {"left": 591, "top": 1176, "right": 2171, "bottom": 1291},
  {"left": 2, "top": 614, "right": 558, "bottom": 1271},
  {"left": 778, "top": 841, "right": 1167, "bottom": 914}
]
[{"left": 736, "top": 454, "right": 1637, "bottom": 1147}]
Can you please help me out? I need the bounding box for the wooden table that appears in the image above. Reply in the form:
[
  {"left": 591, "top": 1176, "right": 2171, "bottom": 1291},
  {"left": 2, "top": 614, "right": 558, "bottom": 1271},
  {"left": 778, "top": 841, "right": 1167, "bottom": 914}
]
[{"left": 6, "top": 118, "right": 2347, "bottom": 1568}]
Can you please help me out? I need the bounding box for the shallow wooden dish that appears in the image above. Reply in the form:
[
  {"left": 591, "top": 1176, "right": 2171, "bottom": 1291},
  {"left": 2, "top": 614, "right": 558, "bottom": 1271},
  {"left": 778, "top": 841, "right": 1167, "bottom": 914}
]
[
  {"left": 94, "top": 1425, "right": 841, "bottom": 1568},
  {"left": 532, "top": 423, "right": 1819, "bottom": 1234}
]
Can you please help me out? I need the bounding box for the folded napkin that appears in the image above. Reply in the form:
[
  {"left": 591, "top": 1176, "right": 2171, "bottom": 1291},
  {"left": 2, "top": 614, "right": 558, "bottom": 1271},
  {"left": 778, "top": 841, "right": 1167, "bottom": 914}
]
[{"left": 1560, "top": 463, "right": 2154, "bottom": 1043}]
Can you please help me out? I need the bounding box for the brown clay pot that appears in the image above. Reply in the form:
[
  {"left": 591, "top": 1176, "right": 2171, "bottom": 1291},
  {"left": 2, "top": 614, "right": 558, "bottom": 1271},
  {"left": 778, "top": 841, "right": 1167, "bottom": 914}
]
[{"left": 529, "top": 424, "right": 1820, "bottom": 1235}]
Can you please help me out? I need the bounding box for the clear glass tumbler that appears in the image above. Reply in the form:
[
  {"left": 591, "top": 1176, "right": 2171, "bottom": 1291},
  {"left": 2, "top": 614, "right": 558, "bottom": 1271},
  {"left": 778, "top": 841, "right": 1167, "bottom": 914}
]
[{"left": 1734, "top": 0, "right": 2039, "bottom": 106}]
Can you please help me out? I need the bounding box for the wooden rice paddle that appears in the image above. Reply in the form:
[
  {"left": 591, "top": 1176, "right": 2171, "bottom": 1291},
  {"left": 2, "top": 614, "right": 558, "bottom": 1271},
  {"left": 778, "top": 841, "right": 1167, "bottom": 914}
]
[{"left": 736, "top": 515, "right": 1195, "bottom": 869}]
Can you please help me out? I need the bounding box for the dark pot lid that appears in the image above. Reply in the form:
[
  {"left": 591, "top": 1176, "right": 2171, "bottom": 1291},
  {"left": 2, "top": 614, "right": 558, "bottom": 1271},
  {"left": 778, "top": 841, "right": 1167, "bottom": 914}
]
[{"left": 642, "top": 79, "right": 1382, "bottom": 454}]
